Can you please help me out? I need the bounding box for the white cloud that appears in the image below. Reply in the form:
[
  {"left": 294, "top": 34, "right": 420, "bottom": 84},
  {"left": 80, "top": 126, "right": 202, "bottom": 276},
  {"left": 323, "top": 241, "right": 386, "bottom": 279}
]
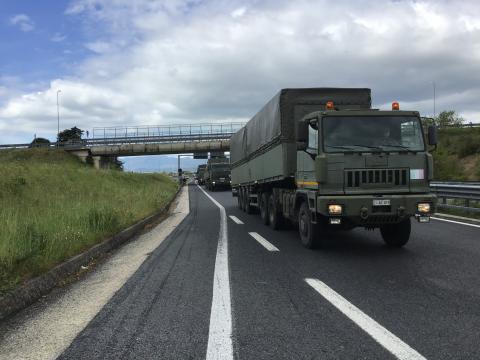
[
  {"left": 231, "top": 7, "right": 246, "bottom": 18},
  {"left": 9, "top": 14, "right": 35, "bottom": 32},
  {"left": 2, "top": 0, "right": 480, "bottom": 142},
  {"left": 51, "top": 33, "right": 67, "bottom": 42},
  {"left": 85, "top": 41, "right": 114, "bottom": 54}
]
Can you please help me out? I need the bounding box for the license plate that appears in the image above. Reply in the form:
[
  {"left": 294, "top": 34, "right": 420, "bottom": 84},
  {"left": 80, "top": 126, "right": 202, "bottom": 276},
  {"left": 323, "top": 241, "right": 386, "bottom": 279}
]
[
  {"left": 220, "top": 178, "right": 225, "bottom": 181},
  {"left": 373, "top": 199, "right": 390, "bottom": 206}
]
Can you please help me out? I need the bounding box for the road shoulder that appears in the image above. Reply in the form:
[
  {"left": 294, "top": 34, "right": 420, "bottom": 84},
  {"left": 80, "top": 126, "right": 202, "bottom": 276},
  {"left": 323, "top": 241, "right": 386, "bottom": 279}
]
[{"left": 0, "top": 186, "right": 189, "bottom": 360}]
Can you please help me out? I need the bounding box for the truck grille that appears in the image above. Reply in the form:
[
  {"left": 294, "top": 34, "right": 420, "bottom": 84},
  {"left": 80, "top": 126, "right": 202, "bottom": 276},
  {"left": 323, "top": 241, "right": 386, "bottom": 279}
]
[
  {"left": 345, "top": 168, "right": 408, "bottom": 188},
  {"left": 360, "top": 215, "right": 400, "bottom": 225}
]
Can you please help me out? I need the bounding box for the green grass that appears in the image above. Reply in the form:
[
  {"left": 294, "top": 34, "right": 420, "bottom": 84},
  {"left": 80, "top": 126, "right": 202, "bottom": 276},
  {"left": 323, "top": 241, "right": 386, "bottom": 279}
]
[
  {"left": 434, "top": 127, "right": 480, "bottom": 181},
  {"left": 0, "top": 149, "right": 178, "bottom": 294}
]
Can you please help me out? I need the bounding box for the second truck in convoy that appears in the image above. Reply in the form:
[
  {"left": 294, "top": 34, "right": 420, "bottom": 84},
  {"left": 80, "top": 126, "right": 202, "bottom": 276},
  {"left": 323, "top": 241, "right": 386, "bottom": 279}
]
[
  {"left": 204, "top": 157, "right": 231, "bottom": 191},
  {"left": 230, "top": 88, "right": 437, "bottom": 248},
  {"left": 196, "top": 164, "right": 207, "bottom": 185}
]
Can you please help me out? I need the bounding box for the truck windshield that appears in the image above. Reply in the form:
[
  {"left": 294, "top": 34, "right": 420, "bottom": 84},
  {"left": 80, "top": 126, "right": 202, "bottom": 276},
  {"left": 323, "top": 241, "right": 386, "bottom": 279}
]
[
  {"left": 323, "top": 116, "right": 425, "bottom": 152},
  {"left": 211, "top": 164, "right": 230, "bottom": 171}
]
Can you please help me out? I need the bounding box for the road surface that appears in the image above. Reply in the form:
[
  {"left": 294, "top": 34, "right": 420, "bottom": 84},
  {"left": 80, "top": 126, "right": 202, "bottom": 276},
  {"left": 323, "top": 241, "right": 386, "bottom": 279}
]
[{"left": 1, "top": 184, "right": 479, "bottom": 359}]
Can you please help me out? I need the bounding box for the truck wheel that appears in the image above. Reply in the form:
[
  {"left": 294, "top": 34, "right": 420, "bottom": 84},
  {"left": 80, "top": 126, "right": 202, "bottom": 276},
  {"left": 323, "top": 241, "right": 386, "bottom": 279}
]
[
  {"left": 298, "top": 202, "right": 319, "bottom": 249},
  {"left": 240, "top": 188, "right": 246, "bottom": 211},
  {"left": 268, "top": 194, "right": 283, "bottom": 230},
  {"left": 237, "top": 190, "right": 242, "bottom": 209},
  {"left": 380, "top": 218, "right": 411, "bottom": 247},
  {"left": 245, "top": 190, "right": 253, "bottom": 214},
  {"left": 260, "top": 193, "right": 269, "bottom": 225}
]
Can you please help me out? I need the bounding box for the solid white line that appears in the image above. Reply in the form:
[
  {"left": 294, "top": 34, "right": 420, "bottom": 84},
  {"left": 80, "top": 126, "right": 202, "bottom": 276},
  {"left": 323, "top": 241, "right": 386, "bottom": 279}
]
[
  {"left": 229, "top": 215, "right": 244, "bottom": 225},
  {"left": 431, "top": 216, "right": 480, "bottom": 229},
  {"left": 248, "top": 232, "right": 280, "bottom": 252},
  {"left": 305, "top": 278, "right": 426, "bottom": 360},
  {"left": 198, "top": 186, "right": 233, "bottom": 360}
]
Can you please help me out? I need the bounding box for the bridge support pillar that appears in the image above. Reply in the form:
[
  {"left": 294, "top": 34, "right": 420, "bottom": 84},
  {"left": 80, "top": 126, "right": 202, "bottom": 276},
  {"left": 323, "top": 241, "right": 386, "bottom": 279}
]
[
  {"left": 92, "top": 155, "right": 120, "bottom": 170},
  {"left": 69, "top": 149, "right": 91, "bottom": 164},
  {"left": 92, "top": 156, "right": 102, "bottom": 169}
]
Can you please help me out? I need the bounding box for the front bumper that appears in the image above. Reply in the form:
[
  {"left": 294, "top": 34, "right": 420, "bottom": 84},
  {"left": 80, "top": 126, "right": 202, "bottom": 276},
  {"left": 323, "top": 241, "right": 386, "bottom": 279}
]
[
  {"left": 211, "top": 179, "right": 231, "bottom": 188},
  {"left": 316, "top": 193, "right": 437, "bottom": 226}
]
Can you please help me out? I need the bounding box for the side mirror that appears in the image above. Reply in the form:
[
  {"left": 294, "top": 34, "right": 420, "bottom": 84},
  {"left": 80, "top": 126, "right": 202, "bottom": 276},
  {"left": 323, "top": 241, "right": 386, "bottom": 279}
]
[
  {"left": 297, "top": 141, "right": 307, "bottom": 151},
  {"left": 296, "top": 119, "right": 309, "bottom": 151},
  {"left": 427, "top": 125, "right": 437, "bottom": 146}
]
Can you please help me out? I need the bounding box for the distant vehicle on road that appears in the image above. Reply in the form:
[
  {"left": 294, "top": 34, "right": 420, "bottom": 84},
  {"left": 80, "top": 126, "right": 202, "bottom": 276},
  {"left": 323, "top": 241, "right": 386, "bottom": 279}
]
[
  {"left": 196, "top": 164, "right": 207, "bottom": 185},
  {"left": 231, "top": 88, "right": 437, "bottom": 248},
  {"left": 204, "top": 157, "right": 231, "bottom": 191}
]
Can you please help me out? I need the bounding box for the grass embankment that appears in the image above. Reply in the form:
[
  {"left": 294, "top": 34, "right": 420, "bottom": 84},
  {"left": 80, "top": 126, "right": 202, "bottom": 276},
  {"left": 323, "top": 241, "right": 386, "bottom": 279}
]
[
  {"left": 434, "top": 126, "right": 480, "bottom": 181},
  {"left": 0, "top": 149, "right": 178, "bottom": 294},
  {"left": 433, "top": 126, "right": 480, "bottom": 218}
]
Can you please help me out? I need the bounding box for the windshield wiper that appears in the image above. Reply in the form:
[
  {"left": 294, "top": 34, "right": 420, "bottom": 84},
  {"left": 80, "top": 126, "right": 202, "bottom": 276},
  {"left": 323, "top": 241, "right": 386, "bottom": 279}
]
[
  {"left": 325, "top": 145, "right": 356, "bottom": 150},
  {"left": 325, "top": 144, "right": 382, "bottom": 151},
  {"left": 379, "top": 144, "right": 416, "bottom": 152},
  {"left": 351, "top": 144, "right": 383, "bottom": 150}
]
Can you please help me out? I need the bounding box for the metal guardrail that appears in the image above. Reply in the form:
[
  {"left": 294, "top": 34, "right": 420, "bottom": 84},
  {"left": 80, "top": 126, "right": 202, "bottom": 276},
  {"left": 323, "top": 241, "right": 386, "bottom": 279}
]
[
  {"left": 430, "top": 181, "right": 480, "bottom": 213},
  {"left": 438, "top": 123, "right": 480, "bottom": 128}
]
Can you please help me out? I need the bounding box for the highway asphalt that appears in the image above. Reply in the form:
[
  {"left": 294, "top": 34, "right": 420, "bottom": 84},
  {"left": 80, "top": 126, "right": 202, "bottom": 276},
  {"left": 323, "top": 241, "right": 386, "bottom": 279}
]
[{"left": 4, "top": 183, "right": 480, "bottom": 359}]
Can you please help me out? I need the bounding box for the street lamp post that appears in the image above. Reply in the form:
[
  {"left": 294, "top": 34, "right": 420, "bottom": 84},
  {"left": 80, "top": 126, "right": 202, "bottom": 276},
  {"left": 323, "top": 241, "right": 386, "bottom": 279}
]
[{"left": 56, "top": 89, "right": 61, "bottom": 145}]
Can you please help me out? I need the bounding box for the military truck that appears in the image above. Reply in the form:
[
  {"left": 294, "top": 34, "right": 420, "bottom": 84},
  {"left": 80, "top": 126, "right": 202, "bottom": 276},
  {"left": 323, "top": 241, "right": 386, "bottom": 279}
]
[
  {"left": 196, "top": 164, "right": 207, "bottom": 185},
  {"left": 231, "top": 88, "right": 437, "bottom": 248},
  {"left": 204, "top": 157, "right": 231, "bottom": 191}
]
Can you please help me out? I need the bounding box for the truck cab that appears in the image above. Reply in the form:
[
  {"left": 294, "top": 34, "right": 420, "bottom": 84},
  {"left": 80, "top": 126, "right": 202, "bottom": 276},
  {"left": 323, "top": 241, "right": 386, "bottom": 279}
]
[
  {"left": 231, "top": 88, "right": 437, "bottom": 249},
  {"left": 295, "top": 103, "right": 437, "bottom": 247},
  {"left": 205, "top": 161, "right": 231, "bottom": 191}
]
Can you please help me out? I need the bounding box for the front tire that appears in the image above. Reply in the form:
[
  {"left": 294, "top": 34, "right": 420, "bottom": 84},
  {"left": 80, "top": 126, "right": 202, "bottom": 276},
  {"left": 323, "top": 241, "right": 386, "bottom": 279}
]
[
  {"left": 298, "top": 202, "right": 319, "bottom": 249},
  {"left": 380, "top": 218, "right": 411, "bottom": 247}
]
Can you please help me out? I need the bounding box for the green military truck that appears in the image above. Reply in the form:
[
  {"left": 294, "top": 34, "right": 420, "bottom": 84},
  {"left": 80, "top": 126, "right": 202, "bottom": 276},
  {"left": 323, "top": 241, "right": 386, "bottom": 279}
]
[
  {"left": 231, "top": 88, "right": 437, "bottom": 248},
  {"left": 204, "top": 157, "right": 231, "bottom": 191},
  {"left": 196, "top": 164, "right": 207, "bottom": 185}
]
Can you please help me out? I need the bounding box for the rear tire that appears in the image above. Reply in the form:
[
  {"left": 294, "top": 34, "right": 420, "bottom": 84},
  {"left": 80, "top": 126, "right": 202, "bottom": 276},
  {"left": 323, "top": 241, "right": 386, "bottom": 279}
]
[
  {"left": 245, "top": 189, "right": 253, "bottom": 214},
  {"left": 380, "top": 218, "right": 411, "bottom": 247},
  {"left": 298, "top": 202, "right": 319, "bottom": 249},
  {"left": 260, "top": 193, "right": 269, "bottom": 225},
  {"left": 268, "top": 194, "right": 283, "bottom": 230},
  {"left": 237, "top": 189, "right": 242, "bottom": 209},
  {"left": 240, "top": 188, "right": 246, "bottom": 212}
]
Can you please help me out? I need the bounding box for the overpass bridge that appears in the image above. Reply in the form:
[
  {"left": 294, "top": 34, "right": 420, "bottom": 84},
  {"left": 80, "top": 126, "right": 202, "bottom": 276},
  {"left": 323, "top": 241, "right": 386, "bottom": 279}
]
[{"left": 0, "top": 122, "right": 245, "bottom": 168}]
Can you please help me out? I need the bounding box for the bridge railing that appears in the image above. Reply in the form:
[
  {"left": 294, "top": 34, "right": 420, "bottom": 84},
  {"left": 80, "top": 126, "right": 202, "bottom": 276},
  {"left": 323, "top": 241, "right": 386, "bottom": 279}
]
[
  {"left": 92, "top": 122, "right": 246, "bottom": 139},
  {"left": 430, "top": 181, "right": 480, "bottom": 214},
  {"left": 0, "top": 122, "right": 247, "bottom": 149}
]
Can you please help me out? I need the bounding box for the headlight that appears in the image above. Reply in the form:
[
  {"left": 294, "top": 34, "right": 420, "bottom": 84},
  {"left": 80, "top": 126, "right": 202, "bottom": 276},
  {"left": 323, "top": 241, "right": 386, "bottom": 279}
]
[
  {"left": 212, "top": 181, "right": 216, "bottom": 185},
  {"left": 328, "top": 204, "right": 342, "bottom": 215},
  {"left": 417, "top": 203, "right": 431, "bottom": 213}
]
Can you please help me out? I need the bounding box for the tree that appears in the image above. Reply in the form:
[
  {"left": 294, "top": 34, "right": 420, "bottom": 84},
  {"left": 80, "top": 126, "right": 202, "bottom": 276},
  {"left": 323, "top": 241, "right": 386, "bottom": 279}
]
[
  {"left": 434, "top": 110, "right": 464, "bottom": 127},
  {"left": 29, "top": 137, "right": 50, "bottom": 148},
  {"left": 58, "top": 126, "right": 84, "bottom": 143}
]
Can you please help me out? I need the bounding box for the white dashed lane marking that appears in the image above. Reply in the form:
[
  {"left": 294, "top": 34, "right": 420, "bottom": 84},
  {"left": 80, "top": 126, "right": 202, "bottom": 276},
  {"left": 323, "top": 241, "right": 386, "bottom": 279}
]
[
  {"left": 248, "top": 232, "right": 279, "bottom": 252},
  {"left": 228, "top": 215, "right": 244, "bottom": 224},
  {"left": 305, "top": 278, "right": 426, "bottom": 360}
]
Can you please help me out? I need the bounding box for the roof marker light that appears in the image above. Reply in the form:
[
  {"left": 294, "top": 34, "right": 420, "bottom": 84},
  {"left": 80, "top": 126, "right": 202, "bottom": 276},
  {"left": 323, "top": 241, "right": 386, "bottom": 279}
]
[{"left": 392, "top": 101, "right": 400, "bottom": 110}]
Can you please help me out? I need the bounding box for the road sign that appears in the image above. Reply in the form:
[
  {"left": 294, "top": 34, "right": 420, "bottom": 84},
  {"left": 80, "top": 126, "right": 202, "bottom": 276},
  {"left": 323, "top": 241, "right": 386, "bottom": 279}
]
[
  {"left": 194, "top": 152, "right": 208, "bottom": 159},
  {"left": 210, "top": 151, "right": 225, "bottom": 158}
]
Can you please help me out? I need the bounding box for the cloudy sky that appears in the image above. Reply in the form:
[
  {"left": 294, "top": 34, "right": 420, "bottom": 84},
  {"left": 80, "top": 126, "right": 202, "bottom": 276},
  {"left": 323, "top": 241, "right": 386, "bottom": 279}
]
[{"left": 1, "top": 0, "right": 480, "bottom": 144}]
